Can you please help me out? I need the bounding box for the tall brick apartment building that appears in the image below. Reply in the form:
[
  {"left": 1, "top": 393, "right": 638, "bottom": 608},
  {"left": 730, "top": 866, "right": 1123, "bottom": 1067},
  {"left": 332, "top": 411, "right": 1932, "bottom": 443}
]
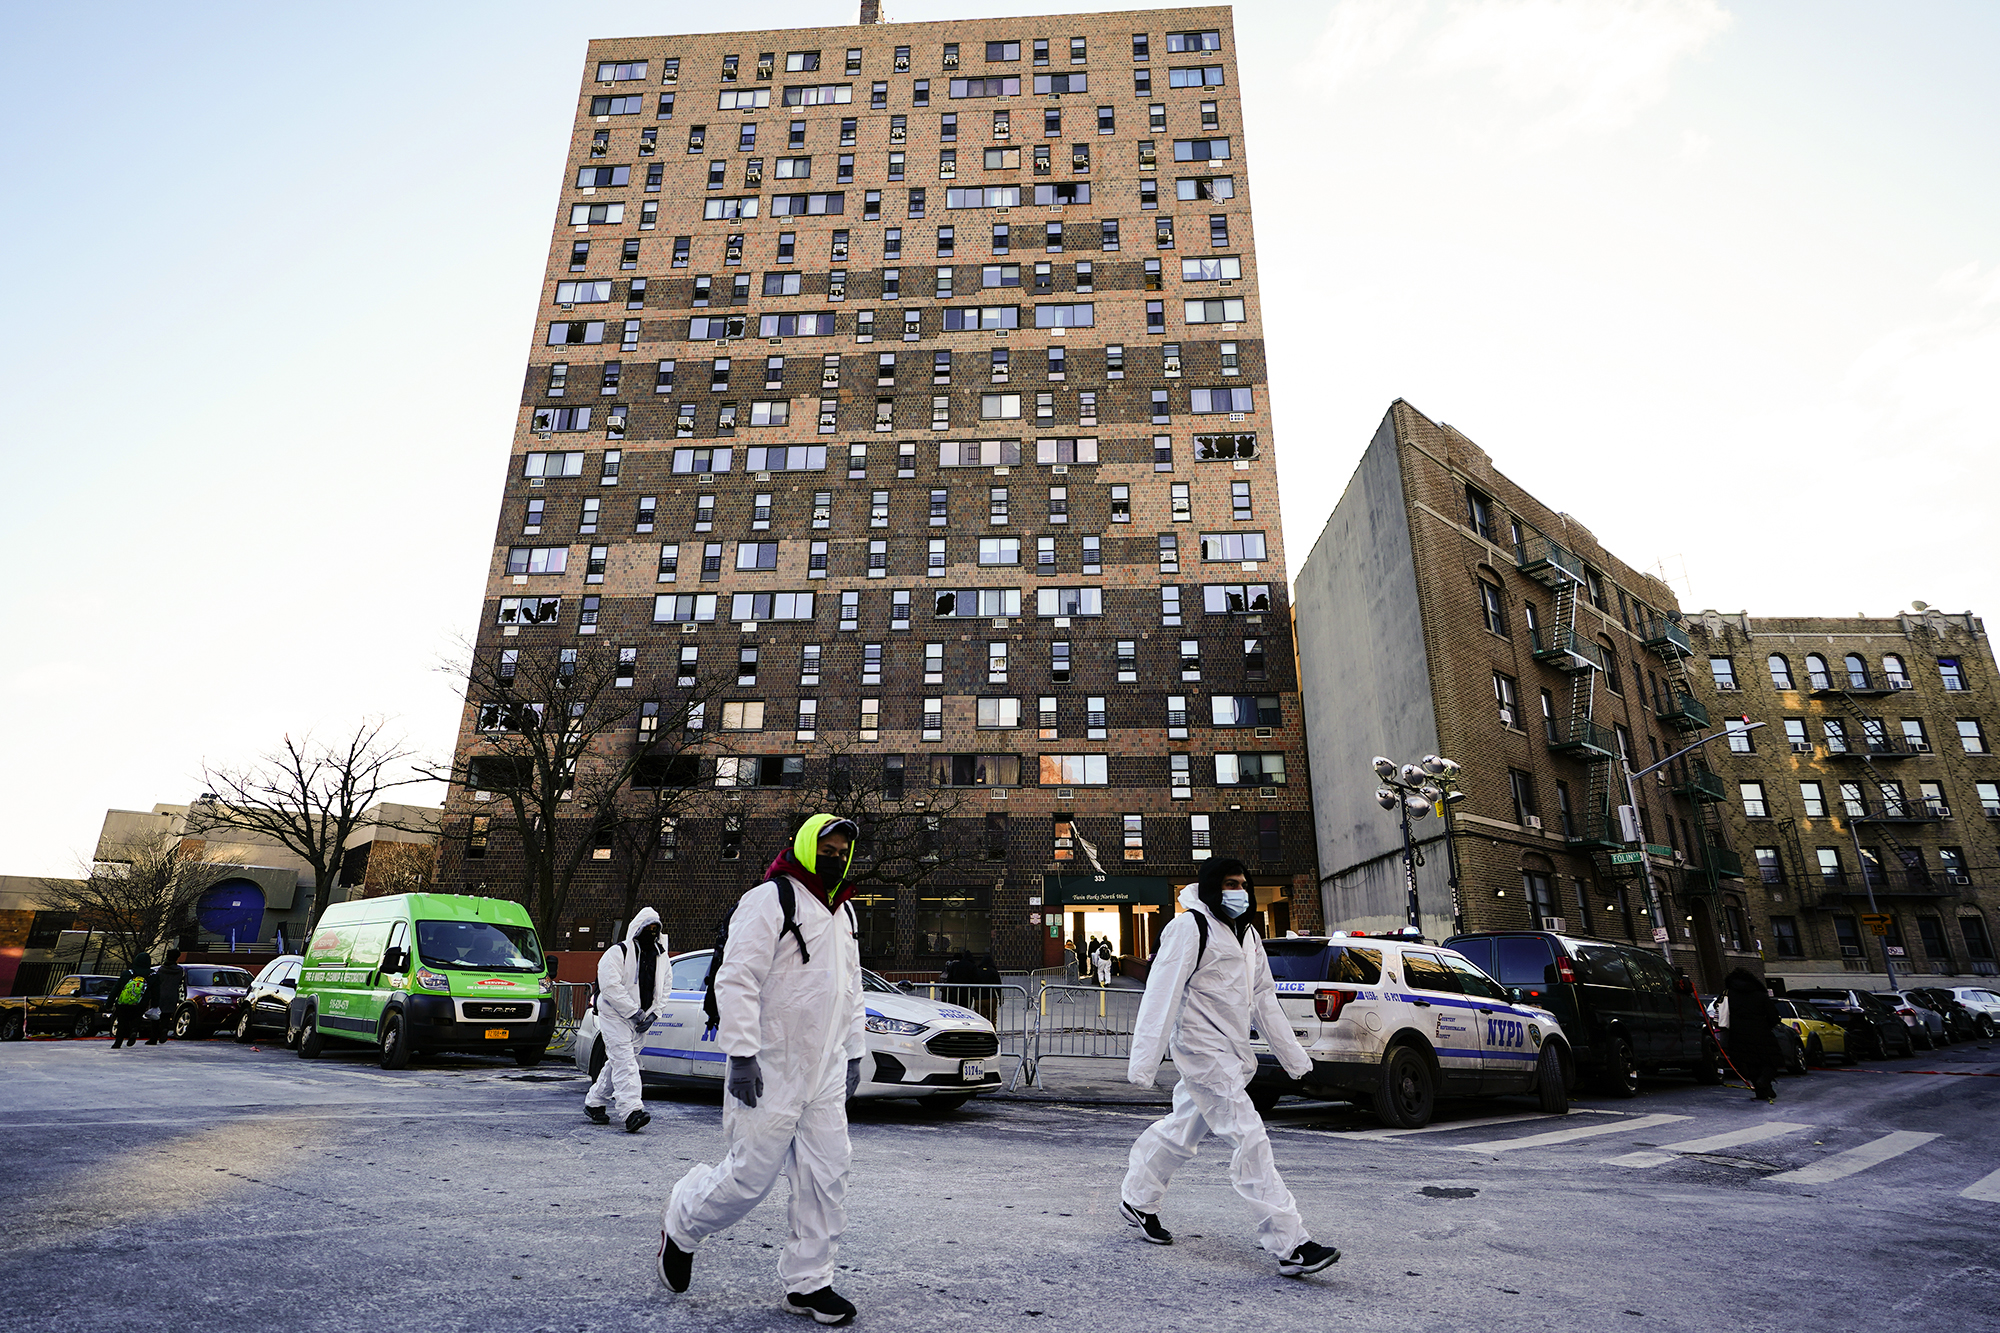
[
  {"left": 1295, "top": 400, "right": 2000, "bottom": 993},
  {"left": 1687, "top": 611, "right": 2000, "bottom": 987},
  {"left": 435, "top": 6, "right": 1319, "bottom": 971},
  {"left": 1296, "top": 402, "right": 1766, "bottom": 991}
]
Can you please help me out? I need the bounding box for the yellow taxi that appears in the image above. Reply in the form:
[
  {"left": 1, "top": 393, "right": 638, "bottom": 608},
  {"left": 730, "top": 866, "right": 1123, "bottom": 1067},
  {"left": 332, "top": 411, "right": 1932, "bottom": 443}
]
[{"left": 1774, "top": 996, "right": 1849, "bottom": 1068}]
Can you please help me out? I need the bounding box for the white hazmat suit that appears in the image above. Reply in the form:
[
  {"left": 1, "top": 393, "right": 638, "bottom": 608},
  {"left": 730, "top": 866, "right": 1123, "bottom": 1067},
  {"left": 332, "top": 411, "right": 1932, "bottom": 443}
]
[
  {"left": 665, "top": 850, "right": 865, "bottom": 1296},
  {"left": 1094, "top": 943, "right": 1114, "bottom": 987},
  {"left": 1124, "top": 881, "right": 1315, "bottom": 1256},
  {"left": 586, "top": 907, "right": 671, "bottom": 1122}
]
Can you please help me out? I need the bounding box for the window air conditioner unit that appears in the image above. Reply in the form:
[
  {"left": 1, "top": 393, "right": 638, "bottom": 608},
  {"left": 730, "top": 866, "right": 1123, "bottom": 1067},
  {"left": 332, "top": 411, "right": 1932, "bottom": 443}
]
[
  {"left": 1254, "top": 727, "right": 1274, "bottom": 739},
  {"left": 1931, "top": 805, "right": 1951, "bottom": 819},
  {"left": 1791, "top": 742, "right": 1813, "bottom": 753},
  {"left": 1541, "top": 917, "right": 1566, "bottom": 933},
  {"left": 1911, "top": 741, "right": 1931, "bottom": 752},
  {"left": 1948, "top": 872, "right": 1971, "bottom": 885},
  {"left": 1057, "top": 787, "right": 1075, "bottom": 800},
  {"left": 1259, "top": 786, "right": 1278, "bottom": 798},
  {"left": 1841, "top": 946, "right": 1862, "bottom": 957},
  {"left": 1525, "top": 814, "right": 1543, "bottom": 830}
]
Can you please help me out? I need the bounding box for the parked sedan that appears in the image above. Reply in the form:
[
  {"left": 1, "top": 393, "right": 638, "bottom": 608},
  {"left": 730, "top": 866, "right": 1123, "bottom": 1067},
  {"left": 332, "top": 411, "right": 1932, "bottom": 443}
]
[
  {"left": 171, "top": 966, "right": 254, "bottom": 1039},
  {"left": 1790, "top": 988, "right": 1915, "bottom": 1059},
  {"left": 233, "top": 955, "right": 304, "bottom": 1043},
  {"left": 573, "top": 950, "right": 1003, "bottom": 1111},
  {"left": 1878, "top": 991, "right": 1946, "bottom": 1049}
]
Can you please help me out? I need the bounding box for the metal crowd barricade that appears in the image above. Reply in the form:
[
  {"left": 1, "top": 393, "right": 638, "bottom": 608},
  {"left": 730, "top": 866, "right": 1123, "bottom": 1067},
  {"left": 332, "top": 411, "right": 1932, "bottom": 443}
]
[
  {"left": 898, "top": 981, "right": 1038, "bottom": 1090},
  {"left": 544, "top": 981, "right": 593, "bottom": 1058},
  {"left": 1030, "top": 982, "right": 1147, "bottom": 1075}
]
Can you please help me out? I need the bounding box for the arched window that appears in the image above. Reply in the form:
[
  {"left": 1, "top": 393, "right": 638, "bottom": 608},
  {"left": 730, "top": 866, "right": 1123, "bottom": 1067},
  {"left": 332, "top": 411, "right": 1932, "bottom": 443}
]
[
  {"left": 1805, "top": 653, "right": 1829, "bottom": 689},
  {"left": 1767, "top": 654, "right": 1794, "bottom": 691},
  {"left": 1882, "top": 653, "right": 1907, "bottom": 688},
  {"left": 1843, "top": 653, "right": 1868, "bottom": 688}
]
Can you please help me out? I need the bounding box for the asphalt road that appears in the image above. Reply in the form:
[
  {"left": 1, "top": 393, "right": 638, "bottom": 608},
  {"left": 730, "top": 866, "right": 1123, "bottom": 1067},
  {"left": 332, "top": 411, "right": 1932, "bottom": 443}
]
[{"left": 1, "top": 1033, "right": 1996, "bottom": 1333}]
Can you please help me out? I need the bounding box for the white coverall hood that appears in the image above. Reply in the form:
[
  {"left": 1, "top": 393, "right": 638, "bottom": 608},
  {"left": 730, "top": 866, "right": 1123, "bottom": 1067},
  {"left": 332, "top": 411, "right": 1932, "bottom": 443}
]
[{"left": 666, "top": 871, "right": 868, "bottom": 1295}]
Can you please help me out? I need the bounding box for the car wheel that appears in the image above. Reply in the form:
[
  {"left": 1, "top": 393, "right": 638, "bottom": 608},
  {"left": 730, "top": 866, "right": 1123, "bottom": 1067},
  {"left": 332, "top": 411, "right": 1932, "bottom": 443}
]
[
  {"left": 1981, "top": 1016, "right": 1996, "bottom": 1039},
  {"left": 1536, "top": 1043, "right": 1569, "bottom": 1115},
  {"left": 1247, "top": 1087, "right": 1281, "bottom": 1116},
  {"left": 513, "top": 1047, "right": 544, "bottom": 1068},
  {"left": 1806, "top": 1036, "right": 1825, "bottom": 1069},
  {"left": 379, "top": 1013, "right": 410, "bottom": 1070},
  {"left": 0, "top": 1013, "right": 21, "bottom": 1042},
  {"left": 1913, "top": 1026, "right": 1935, "bottom": 1052},
  {"left": 297, "top": 1012, "right": 323, "bottom": 1060},
  {"left": 1602, "top": 1036, "right": 1641, "bottom": 1098},
  {"left": 918, "top": 1093, "right": 970, "bottom": 1113},
  {"left": 234, "top": 1009, "right": 256, "bottom": 1043},
  {"left": 1373, "top": 1045, "right": 1435, "bottom": 1129},
  {"left": 1780, "top": 1031, "right": 1806, "bottom": 1077},
  {"left": 173, "top": 1008, "right": 195, "bottom": 1040}
]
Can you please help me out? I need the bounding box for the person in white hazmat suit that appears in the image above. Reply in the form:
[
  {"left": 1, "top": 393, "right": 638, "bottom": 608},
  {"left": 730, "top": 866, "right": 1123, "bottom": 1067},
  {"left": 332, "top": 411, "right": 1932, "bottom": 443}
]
[
  {"left": 585, "top": 907, "right": 669, "bottom": 1133},
  {"left": 658, "top": 814, "right": 867, "bottom": 1327},
  {"left": 1093, "top": 940, "right": 1115, "bottom": 987},
  {"left": 1120, "top": 857, "right": 1342, "bottom": 1278}
]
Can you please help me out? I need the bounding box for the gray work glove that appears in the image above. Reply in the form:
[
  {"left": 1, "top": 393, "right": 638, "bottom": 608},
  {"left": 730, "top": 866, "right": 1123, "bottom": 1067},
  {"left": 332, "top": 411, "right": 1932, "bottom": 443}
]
[
  {"left": 632, "top": 1010, "right": 656, "bottom": 1030},
  {"left": 846, "top": 1056, "right": 862, "bottom": 1101},
  {"left": 727, "top": 1054, "right": 764, "bottom": 1108}
]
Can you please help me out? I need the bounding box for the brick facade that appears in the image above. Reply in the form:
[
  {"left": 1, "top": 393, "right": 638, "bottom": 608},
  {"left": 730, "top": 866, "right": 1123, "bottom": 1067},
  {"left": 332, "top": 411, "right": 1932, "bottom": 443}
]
[{"left": 438, "top": 7, "right": 1320, "bottom": 971}]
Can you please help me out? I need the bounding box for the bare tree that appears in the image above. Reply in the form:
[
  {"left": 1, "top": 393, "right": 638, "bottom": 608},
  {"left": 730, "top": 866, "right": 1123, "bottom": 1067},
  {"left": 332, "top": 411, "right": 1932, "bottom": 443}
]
[
  {"left": 761, "top": 744, "right": 1000, "bottom": 896},
  {"left": 433, "top": 639, "right": 729, "bottom": 940},
  {"left": 354, "top": 841, "right": 441, "bottom": 898},
  {"left": 195, "top": 720, "right": 431, "bottom": 923},
  {"left": 39, "top": 834, "right": 227, "bottom": 972},
  {"left": 603, "top": 778, "right": 716, "bottom": 939}
]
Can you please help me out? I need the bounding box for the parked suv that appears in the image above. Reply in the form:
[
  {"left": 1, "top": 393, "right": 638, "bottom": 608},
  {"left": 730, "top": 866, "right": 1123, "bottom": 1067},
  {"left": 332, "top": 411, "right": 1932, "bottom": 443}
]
[
  {"left": 1877, "top": 991, "right": 1944, "bottom": 1049},
  {"left": 1789, "top": 988, "right": 1914, "bottom": 1059},
  {"left": 1444, "top": 931, "right": 1722, "bottom": 1096},
  {"left": 1943, "top": 986, "right": 2000, "bottom": 1037},
  {"left": 1904, "top": 988, "right": 1980, "bottom": 1043},
  {"left": 1247, "top": 932, "right": 1573, "bottom": 1128},
  {"left": 171, "top": 965, "right": 254, "bottom": 1039}
]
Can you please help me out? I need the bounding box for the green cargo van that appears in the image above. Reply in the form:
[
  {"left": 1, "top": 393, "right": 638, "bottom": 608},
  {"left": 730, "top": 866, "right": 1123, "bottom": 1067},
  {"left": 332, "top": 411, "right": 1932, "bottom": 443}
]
[{"left": 292, "top": 892, "right": 556, "bottom": 1069}]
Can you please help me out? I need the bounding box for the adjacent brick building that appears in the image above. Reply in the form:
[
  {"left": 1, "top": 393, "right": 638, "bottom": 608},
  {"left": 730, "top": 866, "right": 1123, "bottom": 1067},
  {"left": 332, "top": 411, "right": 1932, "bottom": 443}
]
[
  {"left": 1296, "top": 401, "right": 1763, "bottom": 991},
  {"left": 436, "top": 6, "right": 1319, "bottom": 971},
  {"left": 1296, "top": 400, "right": 2000, "bottom": 993},
  {"left": 1687, "top": 611, "right": 2000, "bottom": 986}
]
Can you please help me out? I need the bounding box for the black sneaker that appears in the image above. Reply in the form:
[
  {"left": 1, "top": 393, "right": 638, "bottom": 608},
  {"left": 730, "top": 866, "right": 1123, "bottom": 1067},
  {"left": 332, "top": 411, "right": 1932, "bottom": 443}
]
[
  {"left": 1119, "top": 1199, "right": 1173, "bottom": 1245},
  {"left": 657, "top": 1226, "right": 692, "bottom": 1293},
  {"left": 1278, "top": 1241, "right": 1341, "bottom": 1277},
  {"left": 584, "top": 1104, "right": 610, "bottom": 1124},
  {"left": 625, "top": 1108, "right": 652, "bottom": 1133},
  {"left": 784, "top": 1287, "right": 857, "bottom": 1326}
]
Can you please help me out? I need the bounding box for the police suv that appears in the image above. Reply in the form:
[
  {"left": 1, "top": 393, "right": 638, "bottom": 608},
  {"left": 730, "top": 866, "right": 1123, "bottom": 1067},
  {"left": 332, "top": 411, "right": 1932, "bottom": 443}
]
[{"left": 1247, "top": 930, "right": 1572, "bottom": 1127}]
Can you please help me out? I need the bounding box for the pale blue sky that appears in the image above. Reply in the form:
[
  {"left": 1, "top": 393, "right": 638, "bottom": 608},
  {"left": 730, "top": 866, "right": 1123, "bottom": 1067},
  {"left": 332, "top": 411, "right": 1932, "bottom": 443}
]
[{"left": 4, "top": 1, "right": 1996, "bottom": 875}]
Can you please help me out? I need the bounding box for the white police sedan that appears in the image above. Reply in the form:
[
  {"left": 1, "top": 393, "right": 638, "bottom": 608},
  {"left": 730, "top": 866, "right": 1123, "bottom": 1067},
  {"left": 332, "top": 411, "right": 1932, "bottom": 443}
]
[{"left": 573, "top": 949, "right": 1003, "bottom": 1111}]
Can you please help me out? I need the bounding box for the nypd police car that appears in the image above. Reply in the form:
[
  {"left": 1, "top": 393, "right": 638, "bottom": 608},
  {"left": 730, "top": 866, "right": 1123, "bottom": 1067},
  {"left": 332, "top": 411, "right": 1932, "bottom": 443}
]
[
  {"left": 1247, "top": 930, "right": 1572, "bottom": 1127},
  {"left": 574, "top": 949, "right": 1003, "bottom": 1112}
]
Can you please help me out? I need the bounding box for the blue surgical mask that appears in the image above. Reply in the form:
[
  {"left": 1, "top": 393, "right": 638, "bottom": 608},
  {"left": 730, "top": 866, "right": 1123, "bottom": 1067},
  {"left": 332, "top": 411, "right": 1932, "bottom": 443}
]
[{"left": 1220, "top": 889, "right": 1250, "bottom": 918}]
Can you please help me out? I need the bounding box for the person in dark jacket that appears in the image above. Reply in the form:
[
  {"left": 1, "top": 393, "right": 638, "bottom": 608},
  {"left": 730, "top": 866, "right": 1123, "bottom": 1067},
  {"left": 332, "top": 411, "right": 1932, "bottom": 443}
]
[
  {"left": 142, "top": 950, "right": 185, "bottom": 1045},
  {"left": 109, "top": 967, "right": 147, "bottom": 1049},
  {"left": 1720, "top": 968, "right": 1780, "bottom": 1102},
  {"left": 941, "top": 949, "right": 977, "bottom": 1009},
  {"left": 970, "top": 952, "right": 1003, "bottom": 1023}
]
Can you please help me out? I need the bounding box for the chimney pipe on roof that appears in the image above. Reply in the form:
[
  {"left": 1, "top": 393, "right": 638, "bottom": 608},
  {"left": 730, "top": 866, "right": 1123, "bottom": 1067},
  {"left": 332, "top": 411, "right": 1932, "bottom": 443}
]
[{"left": 859, "top": 0, "right": 883, "bottom": 22}]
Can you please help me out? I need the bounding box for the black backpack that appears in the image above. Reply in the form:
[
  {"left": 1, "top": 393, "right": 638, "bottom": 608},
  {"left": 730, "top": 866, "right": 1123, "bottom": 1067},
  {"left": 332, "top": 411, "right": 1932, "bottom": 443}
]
[{"left": 701, "top": 876, "right": 823, "bottom": 1031}]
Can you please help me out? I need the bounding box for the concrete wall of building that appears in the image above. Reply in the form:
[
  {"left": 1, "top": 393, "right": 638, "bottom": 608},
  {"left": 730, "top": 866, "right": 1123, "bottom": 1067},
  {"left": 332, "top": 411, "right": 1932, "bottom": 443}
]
[{"left": 1295, "top": 407, "right": 1444, "bottom": 933}]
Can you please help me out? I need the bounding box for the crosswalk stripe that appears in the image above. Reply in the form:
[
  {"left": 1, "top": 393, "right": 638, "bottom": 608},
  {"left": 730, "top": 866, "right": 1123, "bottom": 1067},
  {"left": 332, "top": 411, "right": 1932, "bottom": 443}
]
[
  {"left": 1956, "top": 1166, "right": 2000, "bottom": 1202},
  {"left": 1765, "top": 1130, "right": 1940, "bottom": 1185},
  {"left": 1605, "top": 1121, "right": 1813, "bottom": 1168},
  {"left": 1336, "top": 1109, "right": 1616, "bottom": 1141},
  {"left": 1452, "top": 1113, "right": 1691, "bottom": 1153}
]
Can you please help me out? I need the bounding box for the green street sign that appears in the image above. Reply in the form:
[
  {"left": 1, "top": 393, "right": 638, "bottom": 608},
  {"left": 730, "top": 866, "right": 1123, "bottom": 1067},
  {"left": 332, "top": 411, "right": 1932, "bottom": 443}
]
[
  {"left": 1609, "top": 851, "right": 1647, "bottom": 865},
  {"left": 1645, "top": 844, "right": 1674, "bottom": 857}
]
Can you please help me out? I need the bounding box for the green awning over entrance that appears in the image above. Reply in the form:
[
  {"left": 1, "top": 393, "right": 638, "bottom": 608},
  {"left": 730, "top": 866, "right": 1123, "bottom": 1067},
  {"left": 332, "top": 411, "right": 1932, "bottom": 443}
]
[{"left": 1042, "top": 875, "right": 1180, "bottom": 910}]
